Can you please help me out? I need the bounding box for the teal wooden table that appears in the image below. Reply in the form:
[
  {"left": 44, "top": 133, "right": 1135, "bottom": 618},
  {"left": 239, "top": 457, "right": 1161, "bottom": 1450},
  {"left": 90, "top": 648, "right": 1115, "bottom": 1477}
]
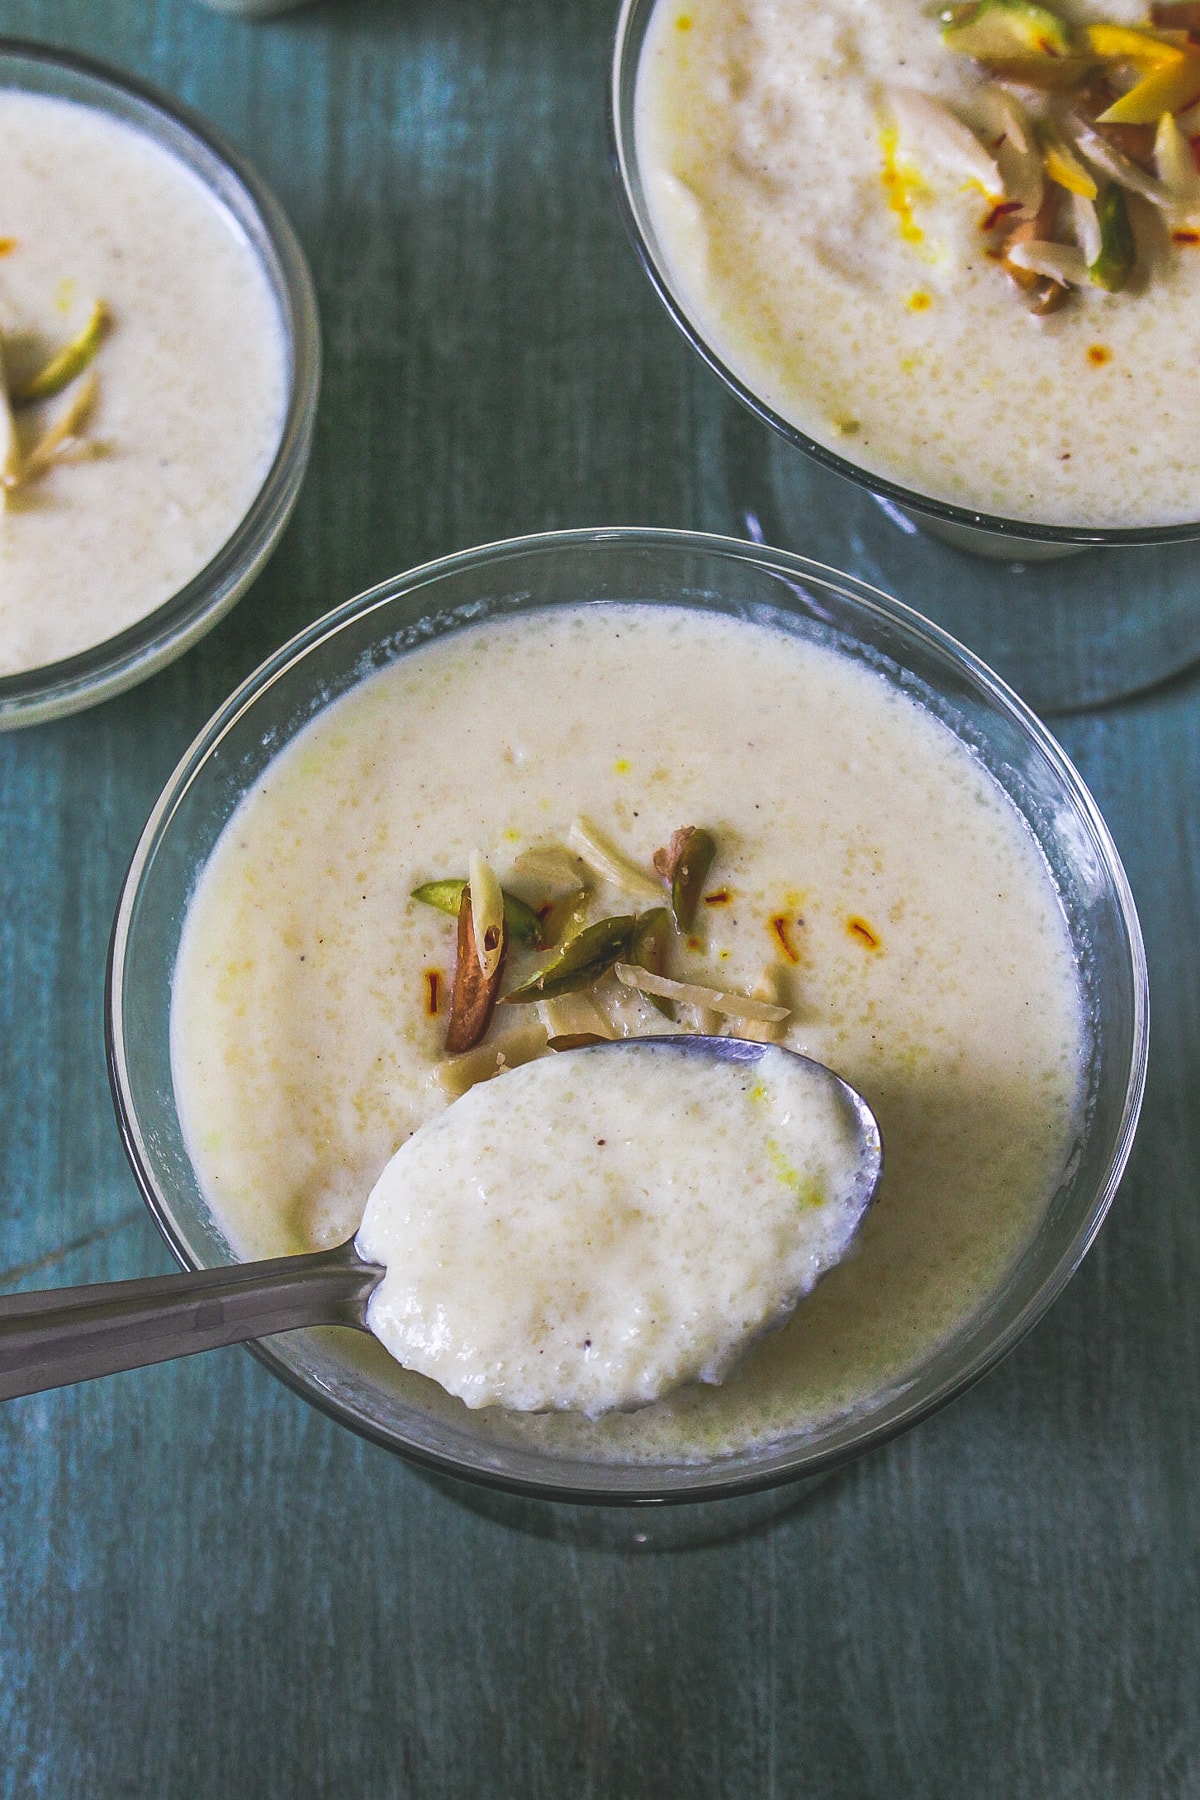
[{"left": 1, "top": 2, "right": 1197, "bottom": 1793}]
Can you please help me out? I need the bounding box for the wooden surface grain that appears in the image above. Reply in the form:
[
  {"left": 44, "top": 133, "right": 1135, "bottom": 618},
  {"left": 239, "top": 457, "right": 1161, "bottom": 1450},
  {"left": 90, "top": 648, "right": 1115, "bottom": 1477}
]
[{"left": 1, "top": 1, "right": 1198, "bottom": 1793}]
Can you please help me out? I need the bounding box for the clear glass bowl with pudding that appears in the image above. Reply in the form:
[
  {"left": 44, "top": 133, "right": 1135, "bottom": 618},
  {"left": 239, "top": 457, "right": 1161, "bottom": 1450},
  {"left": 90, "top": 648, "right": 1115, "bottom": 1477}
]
[
  {"left": 0, "top": 39, "right": 320, "bottom": 729},
  {"left": 107, "top": 527, "right": 1146, "bottom": 1509},
  {"left": 610, "top": 0, "right": 1200, "bottom": 710}
]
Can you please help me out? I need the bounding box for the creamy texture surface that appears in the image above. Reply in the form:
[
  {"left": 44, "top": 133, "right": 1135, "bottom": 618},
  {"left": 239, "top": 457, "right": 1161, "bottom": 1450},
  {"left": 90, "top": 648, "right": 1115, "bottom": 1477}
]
[
  {"left": 357, "top": 1042, "right": 874, "bottom": 1414},
  {"left": 0, "top": 90, "right": 286, "bottom": 674},
  {"left": 635, "top": 0, "right": 1200, "bottom": 528},
  {"left": 171, "top": 604, "right": 1085, "bottom": 1463}
]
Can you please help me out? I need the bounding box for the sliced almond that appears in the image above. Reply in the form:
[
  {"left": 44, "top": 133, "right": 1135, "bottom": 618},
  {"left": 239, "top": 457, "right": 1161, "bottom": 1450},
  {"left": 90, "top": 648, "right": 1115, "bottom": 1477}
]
[
  {"left": 738, "top": 967, "right": 791, "bottom": 1045},
  {"left": 613, "top": 963, "right": 790, "bottom": 1025},
  {"left": 445, "top": 884, "right": 507, "bottom": 1055},
  {"left": 468, "top": 850, "right": 505, "bottom": 981},
  {"left": 1072, "top": 121, "right": 1175, "bottom": 205},
  {"left": 888, "top": 86, "right": 1003, "bottom": 193},
  {"left": 539, "top": 991, "right": 616, "bottom": 1042},
  {"left": 2, "top": 370, "right": 101, "bottom": 491},
  {"left": 568, "top": 818, "right": 662, "bottom": 903},
  {"left": 1007, "top": 238, "right": 1090, "bottom": 282},
  {"left": 978, "top": 87, "right": 1045, "bottom": 211},
  {"left": 1073, "top": 189, "right": 1103, "bottom": 262},
  {"left": 1155, "top": 108, "right": 1200, "bottom": 207},
  {"left": 433, "top": 1019, "right": 547, "bottom": 1100}
]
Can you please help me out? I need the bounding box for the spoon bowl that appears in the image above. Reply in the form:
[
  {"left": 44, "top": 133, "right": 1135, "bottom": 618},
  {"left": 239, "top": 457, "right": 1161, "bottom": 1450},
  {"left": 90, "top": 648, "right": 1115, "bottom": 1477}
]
[{"left": 0, "top": 1037, "right": 882, "bottom": 1407}]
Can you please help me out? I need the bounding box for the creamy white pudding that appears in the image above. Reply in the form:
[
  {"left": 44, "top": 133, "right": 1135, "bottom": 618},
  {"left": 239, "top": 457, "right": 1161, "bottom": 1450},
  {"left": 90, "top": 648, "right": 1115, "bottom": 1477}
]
[
  {"left": 357, "top": 1041, "right": 875, "bottom": 1414},
  {"left": 170, "top": 603, "right": 1086, "bottom": 1462},
  {"left": 0, "top": 88, "right": 286, "bottom": 675},
  {"left": 633, "top": 0, "right": 1200, "bottom": 529}
]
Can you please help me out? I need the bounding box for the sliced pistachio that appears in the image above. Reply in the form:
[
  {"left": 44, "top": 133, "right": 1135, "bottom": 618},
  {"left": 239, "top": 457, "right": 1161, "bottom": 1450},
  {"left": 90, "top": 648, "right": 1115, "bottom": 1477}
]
[
  {"left": 468, "top": 850, "right": 505, "bottom": 981},
  {"left": 653, "top": 826, "right": 717, "bottom": 932},
  {"left": 546, "top": 1033, "right": 610, "bottom": 1052},
  {"left": 941, "top": 0, "right": 1075, "bottom": 61},
  {"left": 887, "top": 87, "right": 1002, "bottom": 192},
  {"left": 1097, "top": 46, "right": 1200, "bottom": 124},
  {"left": 1086, "top": 22, "right": 1190, "bottom": 65},
  {"left": 632, "top": 905, "right": 675, "bottom": 1020},
  {"left": 2, "top": 371, "right": 101, "bottom": 491},
  {"left": 568, "top": 818, "right": 662, "bottom": 903},
  {"left": 12, "top": 300, "right": 109, "bottom": 407},
  {"left": 502, "top": 913, "right": 638, "bottom": 1004},
  {"left": 444, "top": 886, "right": 507, "bottom": 1054},
  {"left": 612, "top": 963, "right": 791, "bottom": 1025},
  {"left": 1089, "top": 180, "right": 1136, "bottom": 288},
  {"left": 411, "top": 877, "right": 544, "bottom": 947},
  {"left": 971, "top": 53, "right": 1100, "bottom": 86}
]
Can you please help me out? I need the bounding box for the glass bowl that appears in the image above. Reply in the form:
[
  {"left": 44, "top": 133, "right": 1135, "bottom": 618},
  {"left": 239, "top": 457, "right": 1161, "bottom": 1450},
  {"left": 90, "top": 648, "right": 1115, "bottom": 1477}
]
[
  {"left": 107, "top": 527, "right": 1147, "bottom": 1506},
  {"left": 609, "top": 0, "right": 1200, "bottom": 559},
  {"left": 0, "top": 39, "right": 320, "bottom": 730}
]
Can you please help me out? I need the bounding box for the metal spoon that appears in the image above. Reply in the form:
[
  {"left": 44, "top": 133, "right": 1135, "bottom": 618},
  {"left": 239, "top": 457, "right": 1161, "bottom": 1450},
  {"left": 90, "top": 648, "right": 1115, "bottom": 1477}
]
[{"left": 0, "top": 1038, "right": 882, "bottom": 1404}]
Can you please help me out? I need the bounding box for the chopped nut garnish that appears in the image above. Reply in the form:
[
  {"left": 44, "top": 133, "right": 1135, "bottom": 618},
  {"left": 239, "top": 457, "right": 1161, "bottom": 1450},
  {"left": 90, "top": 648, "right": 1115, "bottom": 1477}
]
[
  {"left": 12, "top": 300, "right": 110, "bottom": 407},
  {"left": 613, "top": 963, "right": 791, "bottom": 1025},
  {"left": 411, "top": 876, "right": 545, "bottom": 947},
  {"left": 540, "top": 991, "right": 616, "bottom": 1042},
  {"left": 445, "top": 884, "right": 507, "bottom": 1054},
  {"left": 913, "top": 1, "right": 1200, "bottom": 308},
  {"left": 569, "top": 818, "right": 662, "bottom": 903},
  {"left": 653, "top": 825, "right": 717, "bottom": 931},
  {"left": 503, "top": 913, "right": 638, "bottom": 1004},
  {"left": 468, "top": 850, "right": 505, "bottom": 981},
  {"left": 546, "top": 1033, "right": 610, "bottom": 1051},
  {"left": 2, "top": 371, "right": 102, "bottom": 492},
  {"left": 434, "top": 1020, "right": 548, "bottom": 1100},
  {"left": 739, "top": 967, "right": 790, "bottom": 1045}
]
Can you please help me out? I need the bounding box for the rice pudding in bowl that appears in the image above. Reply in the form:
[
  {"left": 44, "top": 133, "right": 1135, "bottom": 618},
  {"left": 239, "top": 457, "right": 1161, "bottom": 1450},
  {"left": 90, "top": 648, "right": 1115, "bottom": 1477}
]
[
  {"left": 109, "top": 529, "right": 1146, "bottom": 1502},
  {"left": 0, "top": 41, "right": 319, "bottom": 728},
  {"left": 614, "top": 0, "right": 1200, "bottom": 553}
]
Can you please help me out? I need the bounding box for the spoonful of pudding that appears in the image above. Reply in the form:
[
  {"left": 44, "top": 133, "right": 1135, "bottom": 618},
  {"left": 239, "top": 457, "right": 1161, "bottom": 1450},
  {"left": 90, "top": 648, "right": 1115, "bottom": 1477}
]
[{"left": 0, "top": 1038, "right": 881, "bottom": 1410}]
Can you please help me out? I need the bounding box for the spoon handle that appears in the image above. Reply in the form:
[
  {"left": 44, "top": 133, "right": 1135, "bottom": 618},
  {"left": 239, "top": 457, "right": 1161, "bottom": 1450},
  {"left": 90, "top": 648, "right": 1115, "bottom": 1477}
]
[{"left": 0, "top": 1238, "right": 380, "bottom": 1401}]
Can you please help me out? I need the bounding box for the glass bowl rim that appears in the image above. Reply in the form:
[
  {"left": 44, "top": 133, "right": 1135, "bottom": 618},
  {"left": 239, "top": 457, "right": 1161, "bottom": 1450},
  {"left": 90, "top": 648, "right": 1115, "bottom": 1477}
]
[
  {"left": 0, "top": 35, "right": 321, "bottom": 729},
  {"left": 608, "top": 0, "right": 1200, "bottom": 551},
  {"left": 106, "top": 524, "right": 1150, "bottom": 1505}
]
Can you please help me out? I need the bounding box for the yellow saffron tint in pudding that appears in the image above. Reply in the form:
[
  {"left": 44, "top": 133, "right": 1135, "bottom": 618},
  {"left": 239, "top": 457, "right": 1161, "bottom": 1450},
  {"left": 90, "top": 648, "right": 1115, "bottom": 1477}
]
[
  {"left": 634, "top": 0, "right": 1200, "bottom": 529},
  {"left": 171, "top": 605, "right": 1086, "bottom": 1463},
  {"left": 0, "top": 91, "right": 286, "bottom": 675}
]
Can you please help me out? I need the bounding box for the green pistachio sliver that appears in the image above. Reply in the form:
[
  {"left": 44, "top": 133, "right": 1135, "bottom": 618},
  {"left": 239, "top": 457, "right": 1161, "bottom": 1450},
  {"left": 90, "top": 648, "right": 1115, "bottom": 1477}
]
[
  {"left": 13, "top": 300, "right": 109, "bottom": 407},
  {"left": 654, "top": 826, "right": 717, "bottom": 932},
  {"left": 411, "top": 878, "right": 544, "bottom": 947},
  {"left": 633, "top": 905, "right": 676, "bottom": 1019},
  {"left": 1089, "top": 181, "right": 1135, "bottom": 291},
  {"left": 501, "top": 913, "right": 638, "bottom": 1004}
]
